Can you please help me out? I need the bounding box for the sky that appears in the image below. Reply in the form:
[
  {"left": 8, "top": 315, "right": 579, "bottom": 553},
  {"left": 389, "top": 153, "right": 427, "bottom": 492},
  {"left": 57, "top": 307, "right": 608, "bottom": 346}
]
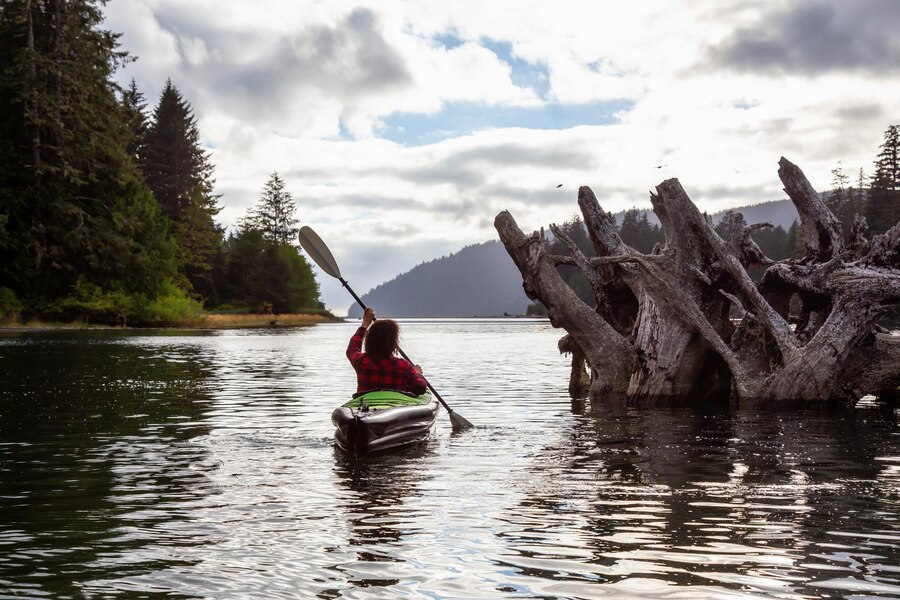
[{"left": 102, "top": 0, "right": 900, "bottom": 315}]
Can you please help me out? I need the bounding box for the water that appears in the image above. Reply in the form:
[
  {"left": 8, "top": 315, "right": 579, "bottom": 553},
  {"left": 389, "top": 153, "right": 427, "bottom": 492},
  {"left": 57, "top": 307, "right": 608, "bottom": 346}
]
[{"left": 0, "top": 320, "right": 898, "bottom": 599}]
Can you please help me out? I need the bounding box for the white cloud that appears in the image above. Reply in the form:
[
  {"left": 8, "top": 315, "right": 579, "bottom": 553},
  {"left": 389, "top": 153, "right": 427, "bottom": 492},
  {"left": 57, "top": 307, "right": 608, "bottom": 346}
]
[{"left": 103, "top": 0, "right": 900, "bottom": 314}]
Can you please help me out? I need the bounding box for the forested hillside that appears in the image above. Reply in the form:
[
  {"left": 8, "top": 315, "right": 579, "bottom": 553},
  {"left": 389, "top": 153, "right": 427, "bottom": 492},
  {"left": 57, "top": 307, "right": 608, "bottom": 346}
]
[{"left": 0, "top": 1, "right": 321, "bottom": 325}]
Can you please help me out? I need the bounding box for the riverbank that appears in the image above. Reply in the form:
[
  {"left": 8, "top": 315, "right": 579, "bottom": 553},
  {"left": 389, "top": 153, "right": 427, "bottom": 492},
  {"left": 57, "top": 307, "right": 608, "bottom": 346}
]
[{"left": 0, "top": 312, "right": 342, "bottom": 332}]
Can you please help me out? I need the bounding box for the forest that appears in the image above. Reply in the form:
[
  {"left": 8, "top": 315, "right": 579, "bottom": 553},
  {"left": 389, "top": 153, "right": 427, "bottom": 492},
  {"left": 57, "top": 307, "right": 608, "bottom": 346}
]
[{"left": 0, "top": 0, "right": 322, "bottom": 325}]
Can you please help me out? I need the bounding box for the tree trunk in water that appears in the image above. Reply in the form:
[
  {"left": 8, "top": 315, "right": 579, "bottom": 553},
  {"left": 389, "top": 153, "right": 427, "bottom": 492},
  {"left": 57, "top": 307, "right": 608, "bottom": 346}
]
[{"left": 495, "top": 158, "right": 900, "bottom": 408}]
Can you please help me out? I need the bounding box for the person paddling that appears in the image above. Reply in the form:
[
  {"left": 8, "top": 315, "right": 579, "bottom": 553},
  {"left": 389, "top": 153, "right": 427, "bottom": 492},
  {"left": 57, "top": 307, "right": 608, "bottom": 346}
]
[{"left": 347, "top": 307, "right": 427, "bottom": 395}]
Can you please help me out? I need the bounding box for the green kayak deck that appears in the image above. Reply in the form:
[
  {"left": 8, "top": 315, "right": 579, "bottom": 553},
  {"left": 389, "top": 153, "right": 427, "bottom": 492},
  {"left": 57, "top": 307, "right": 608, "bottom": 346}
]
[{"left": 343, "top": 390, "right": 432, "bottom": 410}]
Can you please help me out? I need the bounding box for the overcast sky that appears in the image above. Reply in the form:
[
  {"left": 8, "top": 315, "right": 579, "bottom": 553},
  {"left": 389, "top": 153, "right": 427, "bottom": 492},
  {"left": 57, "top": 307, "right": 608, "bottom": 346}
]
[{"left": 103, "top": 0, "right": 900, "bottom": 315}]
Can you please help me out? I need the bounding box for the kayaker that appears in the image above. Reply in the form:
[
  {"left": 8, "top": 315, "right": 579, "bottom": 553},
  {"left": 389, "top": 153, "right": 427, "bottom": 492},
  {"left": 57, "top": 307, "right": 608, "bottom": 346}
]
[{"left": 347, "top": 307, "right": 427, "bottom": 395}]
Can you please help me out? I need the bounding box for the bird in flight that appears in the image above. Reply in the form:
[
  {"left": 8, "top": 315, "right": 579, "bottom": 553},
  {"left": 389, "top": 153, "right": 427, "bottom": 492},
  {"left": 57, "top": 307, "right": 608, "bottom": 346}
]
[
  {"left": 556, "top": 183, "right": 563, "bottom": 188},
  {"left": 655, "top": 164, "right": 668, "bottom": 169}
]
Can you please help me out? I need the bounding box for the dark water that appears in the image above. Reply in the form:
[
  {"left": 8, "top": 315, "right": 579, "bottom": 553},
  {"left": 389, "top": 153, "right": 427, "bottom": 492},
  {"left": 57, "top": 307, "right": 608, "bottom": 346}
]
[{"left": 0, "top": 320, "right": 898, "bottom": 599}]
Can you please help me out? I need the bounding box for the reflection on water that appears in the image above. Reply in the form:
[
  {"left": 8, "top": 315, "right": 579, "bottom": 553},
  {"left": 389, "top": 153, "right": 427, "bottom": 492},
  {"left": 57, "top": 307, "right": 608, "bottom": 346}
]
[{"left": 0, "top": 321, "right": 898, "bottom": 598}]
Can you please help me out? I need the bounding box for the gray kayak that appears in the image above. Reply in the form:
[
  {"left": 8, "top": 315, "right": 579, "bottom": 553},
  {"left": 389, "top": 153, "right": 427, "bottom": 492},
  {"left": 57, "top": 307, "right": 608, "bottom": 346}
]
[{"left": 332, "top": 390, "right": 438, "bottom": 456}]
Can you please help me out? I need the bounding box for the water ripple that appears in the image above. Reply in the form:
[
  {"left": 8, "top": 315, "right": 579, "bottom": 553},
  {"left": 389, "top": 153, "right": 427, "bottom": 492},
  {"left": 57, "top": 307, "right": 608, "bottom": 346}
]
[{"left": 0, "top": 322, "right": 897, "bottom": 598}]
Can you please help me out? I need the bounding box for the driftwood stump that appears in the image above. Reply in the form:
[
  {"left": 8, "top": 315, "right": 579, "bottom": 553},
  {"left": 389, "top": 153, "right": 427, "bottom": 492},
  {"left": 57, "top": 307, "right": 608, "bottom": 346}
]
[{"left": 495, "top": 158, "right": 900, "bottom": 408}]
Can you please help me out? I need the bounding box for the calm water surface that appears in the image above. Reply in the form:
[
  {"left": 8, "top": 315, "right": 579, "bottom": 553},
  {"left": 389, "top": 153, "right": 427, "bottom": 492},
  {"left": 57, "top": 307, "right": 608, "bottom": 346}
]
[{"left": 0, "top": 320, "right": 898, "bottom": 599}]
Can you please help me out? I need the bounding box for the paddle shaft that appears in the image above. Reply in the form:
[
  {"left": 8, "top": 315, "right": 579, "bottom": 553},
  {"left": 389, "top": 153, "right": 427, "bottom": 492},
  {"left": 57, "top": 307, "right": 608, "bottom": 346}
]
[{"left": 339, "top": 276, "right": 456, "bottom": 415}]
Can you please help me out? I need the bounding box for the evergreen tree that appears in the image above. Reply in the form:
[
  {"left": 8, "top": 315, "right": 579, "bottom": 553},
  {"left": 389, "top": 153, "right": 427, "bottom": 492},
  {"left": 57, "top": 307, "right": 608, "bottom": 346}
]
[
  {"left": 245, "top": 172, "right": 299, "bottom": 245},
  {"left": 830, "top": 161, "right": 848, "bottom": 203},
  {"left": 219, "top": 228, "right": 319, "bottom": 313},
  {"left": 619, "top": 208, "right": 663, "bottom": 253},
  {"left": 121, "top": 78, "right": 148, "bottom": 163},
  {"left": 785, "top": 220, "right": 805, "bottom": 258},
  {"left": 865, "top": 124, "right": 900, "bottom": 234},
  {"left": 826, "top": 160, "right": 860, "bottom": 242},
  {"left": 750, "top": 224, "right": 789, "bottom": 260},
  {"left": 140, "top": 79, "right": 222, "bottom": 296},
  {"left": 856, "top": 168, "right": 868, "bottom": 205},
  {"left": 542, "top": 215, "right": 594, "bottom": 308},
  {"left": 0, "top": 0, "right": 184, "bottom": 320},
  {"left": 215, "top": 175, "right": 319, "bottom": 312}
]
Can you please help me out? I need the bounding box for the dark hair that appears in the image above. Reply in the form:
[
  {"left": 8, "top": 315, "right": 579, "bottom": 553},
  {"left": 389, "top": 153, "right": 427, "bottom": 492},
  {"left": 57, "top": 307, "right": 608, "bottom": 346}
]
[{"left": 364, "top": 319, "right": 399, "bottom": 360}]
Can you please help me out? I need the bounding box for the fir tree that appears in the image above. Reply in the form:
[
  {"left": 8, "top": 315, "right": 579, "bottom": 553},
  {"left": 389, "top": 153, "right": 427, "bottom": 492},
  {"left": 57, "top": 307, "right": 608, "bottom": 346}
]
[
  {"left": 544, "top": 215, "right": 594, "bottom": 306},
  {"left": 0, "top": 0, "right": 182, "bottom": 319},
  {"left": 121, "top": 78, "right": 148, "bottom": 163},
  {"left": 215, "top": 172, "right": 319, "bottom": 312},
  {"left": 619, "top": 208, "right": 663, "bottom": 253},
  {"left": 826, "top": 160, "right": 859, "bottom": 242},
  {"left": 865, "top": 124, "right": 900, "bottom": 234},
  {"left": 785, "top": 220, "right": 804, "bottom": 258},
  {"left": 830, "top": 161, "right": 848, "bottom": 203},
  {"left": 856, "top": 167, "right": 868, "bottom": 204},
  {"left": 751, "top": 224, "right": 790, "bottom": 260},
  {"left": 140, "top": 79, "right": 222, "bottom": 296},
  {"left": 246, "top": 172, "right": 300, "bottom": 245}
]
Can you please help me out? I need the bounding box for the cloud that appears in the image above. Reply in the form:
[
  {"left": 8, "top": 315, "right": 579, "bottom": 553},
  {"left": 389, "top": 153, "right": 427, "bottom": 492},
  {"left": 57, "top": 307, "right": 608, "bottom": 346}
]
[
  {"left": 101, "top": 1, "right": 899, "bottom": 314},
  {"left": 709, "top": 0, "right": 900, "bottom": 75}
]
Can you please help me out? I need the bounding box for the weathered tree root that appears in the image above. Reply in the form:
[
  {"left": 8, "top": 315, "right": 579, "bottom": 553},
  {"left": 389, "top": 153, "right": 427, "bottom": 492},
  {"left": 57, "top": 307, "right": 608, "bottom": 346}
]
[{"left": 495, "top": 158, "right": 900, "bottom": 408}]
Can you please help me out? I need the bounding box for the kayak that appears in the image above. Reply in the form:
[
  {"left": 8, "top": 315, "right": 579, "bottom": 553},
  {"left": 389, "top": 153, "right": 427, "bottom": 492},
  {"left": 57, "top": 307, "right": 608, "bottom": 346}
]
[{"left": 332, "top": 390, "right": 439, "bottom": 456}]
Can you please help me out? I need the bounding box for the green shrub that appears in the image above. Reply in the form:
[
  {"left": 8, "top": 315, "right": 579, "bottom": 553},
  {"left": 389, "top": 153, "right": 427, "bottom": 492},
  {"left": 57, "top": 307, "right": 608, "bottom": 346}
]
[
  {"left": 0, "top": 287, "right": 23, "bottom": 322},
  {"left": 50, "top": 280, "right": 135, "bottom": 325},
  {"left": 45, "top": 279, "right": 203, "bottom": 326},
  {"left": 135, "top": 282, "right": 204, "bottom": 325}
]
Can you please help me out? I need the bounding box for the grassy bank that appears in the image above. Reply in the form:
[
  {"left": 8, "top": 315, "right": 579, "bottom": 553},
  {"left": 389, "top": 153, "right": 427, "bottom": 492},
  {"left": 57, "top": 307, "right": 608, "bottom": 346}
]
[
  {"left": 193, "top": 312, "right": 338, "bottom": 328},
  {"left": 1, "top": 310, "right": 341, "bottom": 331}
]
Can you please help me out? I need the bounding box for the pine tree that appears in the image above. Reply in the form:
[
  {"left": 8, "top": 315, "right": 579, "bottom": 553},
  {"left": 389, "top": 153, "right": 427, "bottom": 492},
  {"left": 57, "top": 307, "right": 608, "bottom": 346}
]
[
  {"left": 785, "top": 220, "right": 804, "bottom": 258},
  {"left": 140, "top": 79, "right": 222, "bottom": 296},
  {"left": 0, "top": 0, "right": 181, "bottom": 314},
  {"left": 219, "top": 229, "right": 319, "bottom": 313},
  {"left": 857, "top": 167, "right": 868, "bottom": 203},
  {"left": 246, "top": 172, "right": 300, "bottom": 245},
  {"left": 619, "top": 208, "right": 663, "bottom": 253},
  {"left": 826, "top": 160, "right": 857, "bottom": 242},
  {"left": 216, "top": 172, "right": 319, "bottom": 312},
  {"left": 830, "top": 161, "right": 848, "bottom": 203},
  {"left": 121, "top": 78, "right": 148, "bottom": 163},
  {"left": 865, "top": 124, "right": 900, "bottom": 234}
]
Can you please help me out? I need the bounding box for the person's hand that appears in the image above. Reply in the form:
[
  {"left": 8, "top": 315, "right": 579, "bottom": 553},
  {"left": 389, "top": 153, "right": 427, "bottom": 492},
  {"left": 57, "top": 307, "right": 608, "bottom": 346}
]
[
  {"left": 362, "top": 307, "right": 375, "bottom": 328},
  {"left": 413, "top": 364, "right": 423, "bottom": 374}
]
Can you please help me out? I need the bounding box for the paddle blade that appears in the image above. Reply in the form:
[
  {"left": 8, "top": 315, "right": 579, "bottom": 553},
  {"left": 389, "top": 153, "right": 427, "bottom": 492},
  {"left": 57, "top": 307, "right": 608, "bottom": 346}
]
[
  {"left": 448, "top": 409, "right": 475, "bottom": 432},
  {"left": 298, "top": 225, "right": 342, "bottom": 279}
]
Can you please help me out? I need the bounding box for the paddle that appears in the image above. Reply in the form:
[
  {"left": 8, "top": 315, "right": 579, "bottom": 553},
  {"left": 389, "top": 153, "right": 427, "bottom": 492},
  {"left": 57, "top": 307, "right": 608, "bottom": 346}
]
[{"left": 298, "top": 225, "right": 474, "bottom": 432}]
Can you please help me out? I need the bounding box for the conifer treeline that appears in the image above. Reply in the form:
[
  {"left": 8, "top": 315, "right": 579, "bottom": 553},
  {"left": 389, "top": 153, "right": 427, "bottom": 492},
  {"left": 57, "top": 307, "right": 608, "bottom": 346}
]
[
  {"left": 531, "top": 127, "right": 900, "bottom": 315},
  {"left": 0, "top": 0, "right": 320, "bottom": 324}
]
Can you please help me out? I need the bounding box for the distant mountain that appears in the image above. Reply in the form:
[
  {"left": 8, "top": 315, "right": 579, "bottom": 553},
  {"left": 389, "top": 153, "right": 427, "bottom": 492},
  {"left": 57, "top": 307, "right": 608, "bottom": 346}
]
[
  {"left": 349, "top": 199, "right": 803, "bottom": 318},
  {"left": 347, "top": 241, "right": 530, "bottom": 318}
]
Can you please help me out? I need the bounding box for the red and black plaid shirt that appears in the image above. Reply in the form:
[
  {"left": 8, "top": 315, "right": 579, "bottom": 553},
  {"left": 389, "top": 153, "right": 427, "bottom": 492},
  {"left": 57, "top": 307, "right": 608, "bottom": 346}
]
[{"left": 347, "top": 326, "right": 428, "bottom": 395}]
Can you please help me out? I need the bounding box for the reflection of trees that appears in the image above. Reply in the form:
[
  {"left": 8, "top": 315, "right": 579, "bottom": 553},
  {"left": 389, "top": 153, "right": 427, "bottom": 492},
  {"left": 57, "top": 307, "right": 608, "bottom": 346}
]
[
  {"left": 330, "top": 446, "right": 433, "bottom": 590},
  {"left": 500, "top": 406, "right": 900, "bottom": 595},
  {"left": 0, "top": 332, "right": 217, "bottom": 597}
]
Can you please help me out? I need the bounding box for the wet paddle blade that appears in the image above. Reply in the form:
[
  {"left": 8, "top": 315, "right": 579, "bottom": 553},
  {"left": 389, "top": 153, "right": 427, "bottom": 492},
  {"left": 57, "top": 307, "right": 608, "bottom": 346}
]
[
  {"left": 448, "top": 409, "right": 475, "bottom": 432},
  {"left": 298, "top": 225, "right": 342, "bottom": 279}
]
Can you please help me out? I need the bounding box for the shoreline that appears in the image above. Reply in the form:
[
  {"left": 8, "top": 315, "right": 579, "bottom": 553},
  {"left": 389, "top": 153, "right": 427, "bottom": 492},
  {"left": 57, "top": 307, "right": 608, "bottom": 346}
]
[
  {"left": 0, "top": 314, "right": 553, "bottom": 333},
  {"left": 0, "top": 313, "right": 341, "bottom": 332}
]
